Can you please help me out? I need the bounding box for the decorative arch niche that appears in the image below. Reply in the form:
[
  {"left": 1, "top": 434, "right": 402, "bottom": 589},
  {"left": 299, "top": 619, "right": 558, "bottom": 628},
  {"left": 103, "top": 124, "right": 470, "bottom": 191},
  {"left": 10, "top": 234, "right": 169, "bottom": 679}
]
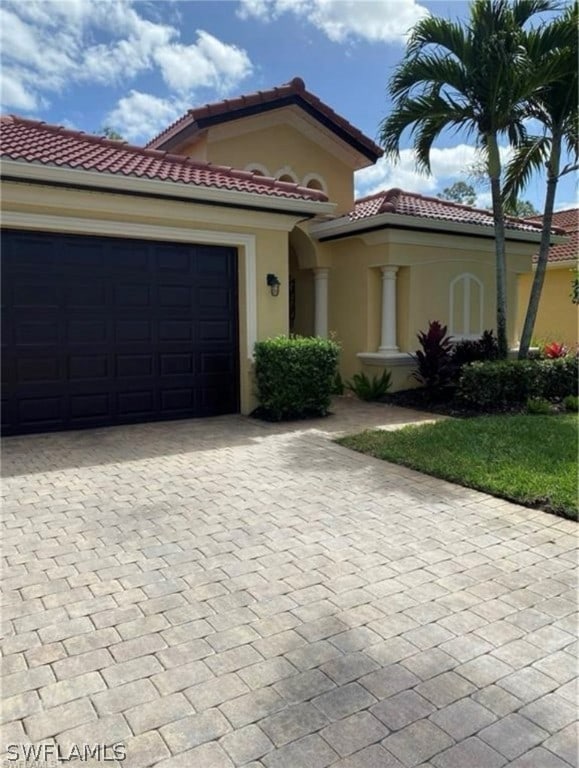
[
  {"left": 449, "top": 273, "right": 484, "bottom": 339},
  {"left": 302, "top": 173, "right": 328, "bottom": 194},
  {"left": 244, "top": 163, "right": 271, "bottom": 177}
]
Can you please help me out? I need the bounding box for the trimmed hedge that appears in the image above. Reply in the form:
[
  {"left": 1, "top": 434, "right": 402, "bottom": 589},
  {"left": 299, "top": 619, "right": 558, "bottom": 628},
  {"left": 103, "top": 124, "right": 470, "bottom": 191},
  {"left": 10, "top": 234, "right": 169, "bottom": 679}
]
[
  {"left": 254, "top": 335, "right": 340, "bottom": 420},
  {"left": 459, "top": 357, "right": 578, "bottom": 407}
]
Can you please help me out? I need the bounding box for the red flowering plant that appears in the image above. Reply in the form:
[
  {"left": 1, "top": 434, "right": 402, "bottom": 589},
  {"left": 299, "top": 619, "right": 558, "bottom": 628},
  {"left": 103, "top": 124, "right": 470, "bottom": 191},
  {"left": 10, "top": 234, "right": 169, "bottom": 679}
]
[{"left": 543, "top": 342, "right": 568, "bottom": 359}]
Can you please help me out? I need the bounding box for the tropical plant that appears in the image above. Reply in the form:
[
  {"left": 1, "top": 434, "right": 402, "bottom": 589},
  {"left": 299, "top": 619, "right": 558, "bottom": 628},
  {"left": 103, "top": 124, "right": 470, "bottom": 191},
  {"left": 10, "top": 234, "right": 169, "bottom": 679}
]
[
  {"left": 505, "top": 3, "right": 578, "bottom": 358},
  {"left": 413, "top": 321, "right": 454, "bottom": 392},
  {"left": 346, "top": 370, "right": 392, "bottom": 401},
  {"left": 380, "top": 0, "right": 560, "bottom": 359},
  {"left": 543, "top": 341, "right": 568, "bottom": 359}
]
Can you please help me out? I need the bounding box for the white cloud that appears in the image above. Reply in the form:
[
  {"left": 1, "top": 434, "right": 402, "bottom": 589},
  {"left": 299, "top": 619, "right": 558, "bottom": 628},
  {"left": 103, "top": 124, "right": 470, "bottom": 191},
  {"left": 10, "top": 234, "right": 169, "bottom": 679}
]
[
  {"left": 237, "top": 0, "right": 429, "bottom": 43},
  {"left": 555, "top": 200, "right": 578, "bottom": 212},
  {"left": 105, "top": 91, "right": 185, "bottom": 142},
  {"left": 154, "top": 31, "right": 253, "bottom": 95},
  {"left": 0, "top": 0, "right": 254, "bottom": 125},
  {"left": 355, "top": 144, "right": 513, "bottom": 209}
]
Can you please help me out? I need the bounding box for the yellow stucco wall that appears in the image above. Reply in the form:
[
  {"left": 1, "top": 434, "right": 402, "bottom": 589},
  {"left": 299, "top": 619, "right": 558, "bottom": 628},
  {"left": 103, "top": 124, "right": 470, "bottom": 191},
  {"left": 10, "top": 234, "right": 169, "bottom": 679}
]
[
  {"left": 197, "top": 120, "right": 356, "bottom": 215},
  {"left": 517, "top": 267, "right": 578, "bottom": 346},
  {"left": 2, "top": 180, "right": 296, "bottom": 415},
  {"left": 315, "top": 230, "right": 535, "bottom": 388}
]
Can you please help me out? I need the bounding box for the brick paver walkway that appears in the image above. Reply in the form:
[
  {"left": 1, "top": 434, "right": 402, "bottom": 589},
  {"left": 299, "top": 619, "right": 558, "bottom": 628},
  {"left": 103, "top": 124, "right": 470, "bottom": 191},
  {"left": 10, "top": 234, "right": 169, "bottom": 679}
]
[{"left": 2, "top": 400, "right": 577, "bottom": 767}]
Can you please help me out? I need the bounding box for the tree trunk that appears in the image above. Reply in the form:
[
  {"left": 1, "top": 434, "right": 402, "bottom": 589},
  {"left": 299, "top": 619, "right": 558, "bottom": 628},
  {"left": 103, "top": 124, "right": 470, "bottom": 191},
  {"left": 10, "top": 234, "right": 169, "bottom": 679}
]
[
  {"left": 518, "top": 134, "right": 562, "bottom": 359},
  {"left": 488, "top": 136, "right": 509, "bottom": 359}
]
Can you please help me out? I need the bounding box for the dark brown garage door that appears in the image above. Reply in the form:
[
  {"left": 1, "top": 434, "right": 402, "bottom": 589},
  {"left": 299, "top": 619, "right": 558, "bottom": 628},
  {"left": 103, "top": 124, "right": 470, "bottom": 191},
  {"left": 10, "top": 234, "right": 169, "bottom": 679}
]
[{"left": 1, "top": 230, "right": 239, "bottom": 435}]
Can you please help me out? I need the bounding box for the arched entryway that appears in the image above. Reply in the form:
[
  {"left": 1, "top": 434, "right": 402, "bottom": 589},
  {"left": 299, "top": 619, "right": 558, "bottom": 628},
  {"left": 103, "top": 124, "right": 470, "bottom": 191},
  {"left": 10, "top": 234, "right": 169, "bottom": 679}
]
[{"left": 288, "top": 226, "right": 328, "bottom": 337}]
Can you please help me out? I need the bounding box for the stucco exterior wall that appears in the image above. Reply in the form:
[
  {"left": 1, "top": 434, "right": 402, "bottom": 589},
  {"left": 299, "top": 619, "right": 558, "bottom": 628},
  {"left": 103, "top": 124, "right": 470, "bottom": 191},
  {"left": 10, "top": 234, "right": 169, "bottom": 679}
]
[
  {"left": 203, "top": 121, "right": 355, "bottom": 215},
  {"left": 1, "top": 180, "right": 296, "bottom": 415},
  {"left": 318, "top": 230, "right": 535, "bottom": 388},
  {"left": 517, "top": 267, "right": 578, "bottom": 346}
]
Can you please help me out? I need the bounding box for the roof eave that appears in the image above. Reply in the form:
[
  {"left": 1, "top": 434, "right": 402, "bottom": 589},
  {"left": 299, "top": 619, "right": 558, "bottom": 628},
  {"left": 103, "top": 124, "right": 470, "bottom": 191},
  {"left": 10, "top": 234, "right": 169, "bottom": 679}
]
[
  {"left": 0, "top": 158, "right": 336, "bottom": 216},
  {"left": 309, "top": 211, "right": 566, "bottom": 243},
  {"left": 150, "top": 95, "right": 383, "bottom": 163}
]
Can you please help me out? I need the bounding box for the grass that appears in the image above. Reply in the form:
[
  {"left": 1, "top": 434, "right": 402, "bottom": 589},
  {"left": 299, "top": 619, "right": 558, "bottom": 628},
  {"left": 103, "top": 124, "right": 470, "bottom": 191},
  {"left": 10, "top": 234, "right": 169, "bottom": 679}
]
[{"left": 338, "top": 414, "right": 578, "bottom": 520}]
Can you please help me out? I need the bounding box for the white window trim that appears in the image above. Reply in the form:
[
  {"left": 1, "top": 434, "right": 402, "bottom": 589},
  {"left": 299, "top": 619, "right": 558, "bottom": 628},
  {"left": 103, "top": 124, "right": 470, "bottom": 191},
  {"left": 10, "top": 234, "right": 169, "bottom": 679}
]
[
  {"left": 244, "top": 162, "right": 271, "bottom": 177},
  {"left": 1, "top": 210, "right": 257, "bottom": 361},
  {"left": 449, "top": 272, "right": 484, "bottom": 338},
  {"left": 274, "top": 166, "right": 299, "bottom": 184},
  {"left": 302, "top": 172, "right": 328, "bottom": 194}
]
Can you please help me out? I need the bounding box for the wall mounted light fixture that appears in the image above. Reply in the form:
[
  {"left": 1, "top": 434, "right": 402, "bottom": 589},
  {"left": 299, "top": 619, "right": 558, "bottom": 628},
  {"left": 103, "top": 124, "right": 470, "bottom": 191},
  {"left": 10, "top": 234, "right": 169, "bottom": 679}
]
[{"left": 266, "top": 273, "right": 281, "bottom": 297}]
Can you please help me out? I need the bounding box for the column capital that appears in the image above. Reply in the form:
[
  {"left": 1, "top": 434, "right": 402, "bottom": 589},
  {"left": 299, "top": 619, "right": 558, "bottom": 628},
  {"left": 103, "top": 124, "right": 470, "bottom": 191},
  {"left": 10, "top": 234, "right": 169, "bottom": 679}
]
[
  {"left": 380, "top": 265, "right": 399, "bottom": 279},
  {"left": 313, "top": 267, "right": 330, "bottom": 279}
]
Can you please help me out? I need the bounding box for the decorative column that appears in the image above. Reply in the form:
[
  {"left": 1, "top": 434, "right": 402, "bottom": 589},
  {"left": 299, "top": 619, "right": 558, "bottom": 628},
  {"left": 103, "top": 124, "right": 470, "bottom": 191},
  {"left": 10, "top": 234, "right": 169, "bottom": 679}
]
[
  {"left": 314, "top": 267, "right": 329, "bottom": 338},
  {"left": 378, "top": 266, "right": 399, "bottom": 353}
]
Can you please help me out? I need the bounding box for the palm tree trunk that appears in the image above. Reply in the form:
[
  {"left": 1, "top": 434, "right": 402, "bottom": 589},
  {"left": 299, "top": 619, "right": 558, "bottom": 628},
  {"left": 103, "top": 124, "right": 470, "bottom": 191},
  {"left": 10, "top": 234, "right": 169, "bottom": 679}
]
[
  {"left": 488, "top": 136, "right": 509, "bottom": 359},
  {"left": 518, "top": 134, "right": 562, "bottom": 359}
]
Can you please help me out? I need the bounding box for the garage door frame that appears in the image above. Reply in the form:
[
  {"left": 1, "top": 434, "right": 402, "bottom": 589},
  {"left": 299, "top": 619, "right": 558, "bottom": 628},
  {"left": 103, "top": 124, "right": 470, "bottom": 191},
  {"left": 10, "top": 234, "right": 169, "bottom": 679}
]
[{"left": 2, "top": 211, "right": 258, "bottom": 433}]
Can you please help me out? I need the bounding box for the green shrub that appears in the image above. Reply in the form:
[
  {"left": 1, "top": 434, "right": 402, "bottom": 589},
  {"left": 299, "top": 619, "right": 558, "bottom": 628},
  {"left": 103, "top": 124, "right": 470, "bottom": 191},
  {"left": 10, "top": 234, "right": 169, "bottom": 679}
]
[
  {"left": 346, "top": 370, "right": 392, "bottom": 401},
  {"left": 452, "top": 330, "right": 499, "bottom": 369},
  {"left": 459, "top": 357, "right": 578, "bottom": 407},
  {"left": 563, "top": 395, "right": 579, "bottom": 412},
  {"left": 527, "top": 397, "right": 553, "bottom": 415},
  {"left": 254, "top": 335, "right": 340, "bottom": 420}
]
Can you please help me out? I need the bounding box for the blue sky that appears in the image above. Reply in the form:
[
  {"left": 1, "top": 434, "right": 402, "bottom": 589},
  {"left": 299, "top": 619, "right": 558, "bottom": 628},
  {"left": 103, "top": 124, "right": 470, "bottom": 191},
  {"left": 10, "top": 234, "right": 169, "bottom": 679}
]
[{"left": 1, "top": 0, "right": 576, "bottom": 210}]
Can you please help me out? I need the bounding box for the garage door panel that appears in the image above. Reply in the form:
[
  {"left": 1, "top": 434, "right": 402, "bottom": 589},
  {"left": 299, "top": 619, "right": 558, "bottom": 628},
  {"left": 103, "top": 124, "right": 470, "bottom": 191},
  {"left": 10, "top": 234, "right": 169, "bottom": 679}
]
[
  {"left": 16, "top": 356, "right": 61, "bottom": 383},
  {"left": 16, "top": 320, "right": 60, "bottom": 345},
  {"left": 116, "top": 354, "right": 154, "bottom": 378},
  {"left": 65, "top": 282, "right": 108, "bottom": 308},
  {"left": 68, "top": 355, "right": 109, "bottom": 380},
  {"left": 67, "top": 318, "right": 110, "bottom": 344},
  {"left": 18, "top": 395, "right": 64, "bottom": 426},
  {"left": 159, "top": 285, "right": 192, "bottom": 307},
  {"left": 70, "top": 393, "right": 111, "bottom": 420},
  {"left": 160, "top": 353, "right": 194, "bottom": 375},
  {"left": 2, "top": 230, "right": 239, "bottom": 434}
]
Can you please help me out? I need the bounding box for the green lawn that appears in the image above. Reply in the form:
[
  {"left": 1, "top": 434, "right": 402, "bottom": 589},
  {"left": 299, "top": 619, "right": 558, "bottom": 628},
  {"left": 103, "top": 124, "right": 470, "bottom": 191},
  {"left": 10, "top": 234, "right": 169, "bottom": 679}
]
[{"left": 338, "top": 414, "right": 578, "bottom": 520}]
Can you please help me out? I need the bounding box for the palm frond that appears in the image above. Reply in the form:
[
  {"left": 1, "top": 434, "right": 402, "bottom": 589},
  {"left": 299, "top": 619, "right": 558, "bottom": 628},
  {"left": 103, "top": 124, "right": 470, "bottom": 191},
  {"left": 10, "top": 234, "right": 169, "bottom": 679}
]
[{"left": 503, "top": 135, "right": 551, "bottom": 205}]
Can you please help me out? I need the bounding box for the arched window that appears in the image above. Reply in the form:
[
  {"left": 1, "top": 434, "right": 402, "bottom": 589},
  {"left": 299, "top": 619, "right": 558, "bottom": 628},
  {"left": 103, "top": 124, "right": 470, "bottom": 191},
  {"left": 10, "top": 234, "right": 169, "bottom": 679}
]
[
  {"left": 302, "top": 173, "right": 327, "bottom": 194},
  {"left": 274, "top": 166, "right": 299, "bottom": 184},
  {"left": 449, "top": 273, "right": 484, "bottom": 339},
  {"left": 245, "top": 163, "right": 270, "bottom": 177}
]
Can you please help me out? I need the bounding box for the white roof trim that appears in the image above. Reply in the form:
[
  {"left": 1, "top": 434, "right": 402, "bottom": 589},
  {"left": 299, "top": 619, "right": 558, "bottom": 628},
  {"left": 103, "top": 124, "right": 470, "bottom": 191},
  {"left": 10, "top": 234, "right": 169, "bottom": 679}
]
[
  {"left": 309, "top": 210, "right": 567, "bottom": 243},
  {"left": 1, "top": 158, "right": 336, "bottom": 216}
]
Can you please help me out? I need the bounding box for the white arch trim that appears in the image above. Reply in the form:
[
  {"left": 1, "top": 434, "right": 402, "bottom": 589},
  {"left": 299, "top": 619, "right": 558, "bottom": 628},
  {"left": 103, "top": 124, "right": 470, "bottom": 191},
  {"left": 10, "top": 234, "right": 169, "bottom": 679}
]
[
  {"left": 275, "top": 166, "right": 299, "bottom": 183},
  {"left": 245, "top": 162, "right": 271, "bottom": 177},
  {"left": 449, "top": 272, "right": 484, "bottom": 339},
  {"left": 302, "top": 172, "right": 328, "bottom": 194}
]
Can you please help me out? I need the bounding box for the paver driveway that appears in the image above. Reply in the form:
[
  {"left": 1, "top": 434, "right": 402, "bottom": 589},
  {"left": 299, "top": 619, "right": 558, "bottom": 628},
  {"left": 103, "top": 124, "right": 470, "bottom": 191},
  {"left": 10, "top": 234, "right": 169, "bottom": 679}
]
[{"left": 2, "top": 400, "right": 577, "bottom": 768}]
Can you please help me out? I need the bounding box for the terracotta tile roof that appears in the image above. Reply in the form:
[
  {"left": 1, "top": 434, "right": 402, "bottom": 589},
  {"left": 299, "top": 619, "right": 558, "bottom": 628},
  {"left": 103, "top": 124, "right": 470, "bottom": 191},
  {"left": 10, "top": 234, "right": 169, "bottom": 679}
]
[
  {"left": 349, "top": 188, "right": 554, "bottom": 233},
  {"left": 146, "top": 77, "right": 383, "bottom": 161},
  {"left": 0, "top": 115, "right": 328, "bottom": 203},
  {"left": 526, "top": 208, "right": 578, "bottom": 262}
]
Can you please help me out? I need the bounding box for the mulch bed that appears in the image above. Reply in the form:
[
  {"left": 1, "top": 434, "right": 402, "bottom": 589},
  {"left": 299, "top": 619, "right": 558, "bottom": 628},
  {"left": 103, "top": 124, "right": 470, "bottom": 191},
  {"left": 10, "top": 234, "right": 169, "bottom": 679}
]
[{"left": 380, "top": 388, "right": 525, "bottom": 418}]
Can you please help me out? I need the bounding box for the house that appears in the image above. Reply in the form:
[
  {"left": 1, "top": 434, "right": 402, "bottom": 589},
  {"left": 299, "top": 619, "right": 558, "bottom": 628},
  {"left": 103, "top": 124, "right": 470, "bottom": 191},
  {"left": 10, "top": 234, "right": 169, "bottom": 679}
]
[
  {"left": 0, "top": 77, "right": 556, "bottom": 435},
  {"left": 517, "top": 208, "right": 578, "bottom": 347}
]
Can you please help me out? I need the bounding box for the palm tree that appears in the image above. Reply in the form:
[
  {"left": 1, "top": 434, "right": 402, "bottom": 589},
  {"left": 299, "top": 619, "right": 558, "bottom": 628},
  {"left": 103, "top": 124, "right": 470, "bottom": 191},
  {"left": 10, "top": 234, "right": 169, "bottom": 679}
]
[
  {"left": 504, "top": 4, "right": 578, "bottom": 359},
  {"left": 380, "top": 0, "right": 557, "bottom": 358}
]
